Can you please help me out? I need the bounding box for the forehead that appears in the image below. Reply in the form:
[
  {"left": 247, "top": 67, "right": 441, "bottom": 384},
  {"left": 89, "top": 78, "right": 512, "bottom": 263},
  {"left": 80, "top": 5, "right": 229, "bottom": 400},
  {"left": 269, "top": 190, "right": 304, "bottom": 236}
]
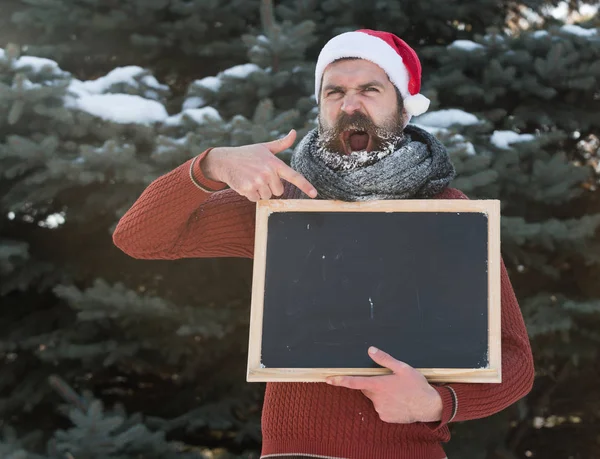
[{"left": 322, "top": 59, "right": 390, "bottom": 86}]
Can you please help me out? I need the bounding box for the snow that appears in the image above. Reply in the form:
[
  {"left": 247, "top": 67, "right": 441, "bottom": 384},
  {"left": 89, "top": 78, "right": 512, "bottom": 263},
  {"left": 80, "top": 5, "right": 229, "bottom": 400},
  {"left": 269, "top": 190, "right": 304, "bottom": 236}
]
[
  {"left": 39, "top": 212, "right": 66, "bottom": 229},
  {"left": 155, "top": 136, "right": 187, "bottom": 155},
  {"left": 520, "top": 7, "right": 544, "bottom": 26},
  {"left": 412, "top": 123, "right": 448, "bottom": 136},
  {"left": 183, "top": 96, "right": 206, "bottom": 110},
  {"left": 13, "top": 78, "right": 42, "bottom": 90},
  {"left": 67, "top": 80, "right": 90, "bottom": 98},
  {"left": 548, "top": 2, "right": 598, "bottom": 21},
  {"left": 413, "top": 124, "right": 477, "bottom": 155},
  {"left": 448, "top": 40, "right": 484, "bottom": 51},
  {"left": 451, "top": 134, "right": 476, "bottom": 155},
  {"left": 141, "top": 74, "right": 165, "bottom": 90},
  {"left": 561, "top": 24, "right": 597, "bottom": 37},
  {"left": 191, "top": 63, "right": 261, "bottom": 93},
  {"left": 463, "top": 142, "right": 476, "bottom": 155},
  {"left": 543, "top": 1, "right": 598, "bottom": 22},
  {"left": 9, "top": 54, "right": 69, "bottom": 78},
  {"left": 414, "top": 109, "right": 480, "bottom": 128},
  {"left": 69, "top": 66, "right": 167, "bottom": 95},
  {"left": 482, "top": 33, "right": 505, "bottom": 43},
  {"left": 532, "top": 30, "right": 548, "bottom": 38},
  {"left": 222, "top": 63, "right": 260, "bottom": 78},
  {"left": 65, "top": 66, "right": 170, "bottom": 123},
  {"left": 579, "top": 4, "right": 599, "bottom": 17},
  {"left": 548, "top": 2, "right": 570, "bottom": 20},
  {"left": 68, "top": 94, "right": 168, "bottom": 124},
  {"left": 317, "top": 134, "right": 400, "bottom": 171},
  {"left": 14, "top": 55, "right": 62, "bottom": 73},
  {"left": 490, "top": 130, "right": 535, "bottom": 149},
  {"left": 196, "top": 76, "right": 222, "bottom": 92},
  {"left": 164, "top": 107, "right": 221, "bottom": 126}
]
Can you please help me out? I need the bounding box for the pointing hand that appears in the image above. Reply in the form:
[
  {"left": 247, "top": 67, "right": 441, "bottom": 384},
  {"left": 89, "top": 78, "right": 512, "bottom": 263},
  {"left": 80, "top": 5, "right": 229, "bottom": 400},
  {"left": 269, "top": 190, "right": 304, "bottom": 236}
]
[{"left": 201, "top": 129, "right": 318, "bottom": 202}]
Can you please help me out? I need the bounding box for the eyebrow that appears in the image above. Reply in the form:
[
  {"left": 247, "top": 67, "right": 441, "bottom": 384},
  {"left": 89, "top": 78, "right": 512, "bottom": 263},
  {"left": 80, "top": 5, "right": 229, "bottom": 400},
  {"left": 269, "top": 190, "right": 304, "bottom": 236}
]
[
  {"left": 323, "top": 80, "right": 386, "bottom": 93},
  {"left": 359, "top": 80, "right": 385, "bottom": 90}
]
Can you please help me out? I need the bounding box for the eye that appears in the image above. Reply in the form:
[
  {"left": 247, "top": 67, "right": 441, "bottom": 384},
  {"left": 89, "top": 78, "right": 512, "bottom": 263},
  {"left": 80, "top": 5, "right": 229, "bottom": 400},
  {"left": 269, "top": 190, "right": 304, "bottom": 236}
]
[
  {"left": 326, "top": 89, "right": 343, "bottom": 97},
  {"left": 364, "top": 87, "right": 379, "bottom": 92}
]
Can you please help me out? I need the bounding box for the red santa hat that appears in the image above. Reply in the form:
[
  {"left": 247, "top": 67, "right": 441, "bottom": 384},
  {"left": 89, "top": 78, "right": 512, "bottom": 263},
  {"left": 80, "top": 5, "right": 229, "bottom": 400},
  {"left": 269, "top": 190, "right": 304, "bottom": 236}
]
[{"left": 314, "top": 29, "right": 430, "bottom": 117}]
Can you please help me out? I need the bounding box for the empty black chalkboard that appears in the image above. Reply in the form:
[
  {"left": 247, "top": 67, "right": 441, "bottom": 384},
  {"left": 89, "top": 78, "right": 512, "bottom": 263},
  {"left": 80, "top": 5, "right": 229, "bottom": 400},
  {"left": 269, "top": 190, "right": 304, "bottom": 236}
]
[{"left": 247, "top": 199, "right": 501, "bottom": 383}]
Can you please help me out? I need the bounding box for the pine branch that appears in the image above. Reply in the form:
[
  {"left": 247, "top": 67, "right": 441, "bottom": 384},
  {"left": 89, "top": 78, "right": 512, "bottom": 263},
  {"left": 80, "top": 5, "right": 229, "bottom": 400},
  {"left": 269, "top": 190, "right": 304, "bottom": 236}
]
[
  {"left": 48, "top": 375, "right": 88, "bottom": 412},
  {"left": 507, "top": 360, "right": 573, "bottom": 451},
  {"left": 260, "top": 0, "right": 276, "bottom": 34}
]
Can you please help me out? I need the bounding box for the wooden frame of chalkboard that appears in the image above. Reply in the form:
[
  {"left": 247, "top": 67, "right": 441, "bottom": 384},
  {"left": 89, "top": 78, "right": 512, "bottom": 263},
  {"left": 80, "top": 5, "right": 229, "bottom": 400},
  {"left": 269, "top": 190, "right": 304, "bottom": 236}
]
[{"left": 247, "top": 199, "right": 501, "bottom": 384}]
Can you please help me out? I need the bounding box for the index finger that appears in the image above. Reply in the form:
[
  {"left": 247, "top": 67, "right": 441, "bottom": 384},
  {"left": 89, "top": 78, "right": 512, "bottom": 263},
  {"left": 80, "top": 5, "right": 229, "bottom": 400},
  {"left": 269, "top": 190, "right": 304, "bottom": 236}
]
[
  {"left": 278, "top": 164, "right": 318, "bottom": 198},
  {"left": 326, "top": 375, "right": 375, "bottom": 391}
]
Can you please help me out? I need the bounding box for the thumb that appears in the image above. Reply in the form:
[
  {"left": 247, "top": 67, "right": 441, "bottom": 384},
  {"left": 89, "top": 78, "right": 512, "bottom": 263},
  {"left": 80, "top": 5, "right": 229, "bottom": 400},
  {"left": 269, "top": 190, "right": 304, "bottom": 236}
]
[
  {"left": 264, "top": 129, "right": 297, "bottom": 154},
  {"left": 367, "top": 346, "right": 408, "bottom": 373}
]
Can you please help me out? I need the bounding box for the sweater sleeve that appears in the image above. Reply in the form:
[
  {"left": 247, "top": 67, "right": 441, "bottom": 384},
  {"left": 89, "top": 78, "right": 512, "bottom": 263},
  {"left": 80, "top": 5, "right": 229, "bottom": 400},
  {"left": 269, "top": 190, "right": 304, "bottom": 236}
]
[
  {"left": 112, "top": 149, "right": 257, "bottom": 260},
  {"left": 425, "top": 187, "right": 535, "bottom": 430}
]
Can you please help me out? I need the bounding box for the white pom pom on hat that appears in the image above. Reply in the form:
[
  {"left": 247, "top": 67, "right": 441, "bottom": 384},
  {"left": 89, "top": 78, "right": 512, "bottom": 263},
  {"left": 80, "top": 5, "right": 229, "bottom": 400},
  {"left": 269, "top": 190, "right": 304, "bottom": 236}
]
[{"left": 315, "top": 29, "right": 430, "bottom": 117}]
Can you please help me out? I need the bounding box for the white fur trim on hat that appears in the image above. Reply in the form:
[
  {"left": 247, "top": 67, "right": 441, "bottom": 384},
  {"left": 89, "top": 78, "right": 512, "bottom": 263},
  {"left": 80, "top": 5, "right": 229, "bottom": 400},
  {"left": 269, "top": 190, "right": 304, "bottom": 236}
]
[
  {"left": 403, "top": 93, "right": 430, "bottom": 117},
  {"left": 315, "top": 32, "right": 410, "bottom": 99}
]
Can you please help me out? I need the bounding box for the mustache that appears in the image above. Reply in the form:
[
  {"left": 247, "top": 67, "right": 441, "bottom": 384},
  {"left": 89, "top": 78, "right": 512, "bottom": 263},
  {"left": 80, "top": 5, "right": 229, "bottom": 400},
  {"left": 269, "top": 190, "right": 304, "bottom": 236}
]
[{"left": 327, "top": 112, "right": 379, "bottom": 135}]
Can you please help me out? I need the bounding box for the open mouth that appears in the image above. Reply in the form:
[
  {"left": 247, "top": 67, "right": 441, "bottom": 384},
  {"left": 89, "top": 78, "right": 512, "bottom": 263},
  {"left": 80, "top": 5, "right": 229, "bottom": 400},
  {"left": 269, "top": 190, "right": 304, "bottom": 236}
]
[{"left": 341, "top": 130, "right": 372, "bottom": 155}]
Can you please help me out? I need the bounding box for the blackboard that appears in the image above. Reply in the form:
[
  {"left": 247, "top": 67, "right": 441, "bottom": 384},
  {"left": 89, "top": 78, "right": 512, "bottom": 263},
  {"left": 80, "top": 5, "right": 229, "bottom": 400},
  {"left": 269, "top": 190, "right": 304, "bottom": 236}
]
[{"left": 247, "top": 199, "right": 501, "bottom": 383}]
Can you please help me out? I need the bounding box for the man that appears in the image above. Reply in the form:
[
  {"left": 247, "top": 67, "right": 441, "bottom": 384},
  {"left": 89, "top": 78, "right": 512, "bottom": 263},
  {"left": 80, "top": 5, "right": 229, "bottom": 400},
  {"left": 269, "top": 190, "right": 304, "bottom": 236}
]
[{"left": 113, "top": 29, "right": 534, "bottom": 459}]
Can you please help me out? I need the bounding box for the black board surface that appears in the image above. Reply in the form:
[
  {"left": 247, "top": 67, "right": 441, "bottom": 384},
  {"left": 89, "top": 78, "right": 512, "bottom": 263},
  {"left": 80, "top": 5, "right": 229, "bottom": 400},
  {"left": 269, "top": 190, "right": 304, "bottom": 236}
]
[{"left": 260, "top": 211, "right": 489, "bottom": 370}]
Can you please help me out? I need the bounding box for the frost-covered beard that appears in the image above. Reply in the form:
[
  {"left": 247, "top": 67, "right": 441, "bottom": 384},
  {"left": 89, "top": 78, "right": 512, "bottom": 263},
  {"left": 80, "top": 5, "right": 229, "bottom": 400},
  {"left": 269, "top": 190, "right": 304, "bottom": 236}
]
[{"left": 316, "top": 111, "right": 404, "bottom": 171}]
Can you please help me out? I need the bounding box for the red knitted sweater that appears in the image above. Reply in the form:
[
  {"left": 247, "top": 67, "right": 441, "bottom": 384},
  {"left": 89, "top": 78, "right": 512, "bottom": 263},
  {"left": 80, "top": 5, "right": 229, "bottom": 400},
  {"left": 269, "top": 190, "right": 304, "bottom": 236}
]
[{"left": 113, "top": 150, "right": 535, "bottom": 459}]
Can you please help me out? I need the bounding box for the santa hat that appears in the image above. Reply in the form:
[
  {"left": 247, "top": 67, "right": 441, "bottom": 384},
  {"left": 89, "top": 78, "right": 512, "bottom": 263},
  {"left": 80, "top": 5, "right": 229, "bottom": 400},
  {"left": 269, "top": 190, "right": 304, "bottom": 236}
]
[{"left": 314, "top": 29, "right": 430, "bottom": 117}]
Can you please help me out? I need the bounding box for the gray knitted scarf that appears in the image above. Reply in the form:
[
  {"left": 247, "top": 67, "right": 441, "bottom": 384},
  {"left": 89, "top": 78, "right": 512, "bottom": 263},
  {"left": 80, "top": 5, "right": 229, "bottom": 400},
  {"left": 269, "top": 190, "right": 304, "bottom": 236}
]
[{"left": 290, "top": 124, "right": 456, "bottom": 201}]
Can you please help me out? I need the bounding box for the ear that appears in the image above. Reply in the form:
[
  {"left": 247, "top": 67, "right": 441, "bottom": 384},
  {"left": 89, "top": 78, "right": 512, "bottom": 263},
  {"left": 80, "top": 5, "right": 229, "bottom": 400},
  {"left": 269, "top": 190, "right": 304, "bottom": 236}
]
[{"left": 401, "top": 108, "right": 411, "bottom": 128}]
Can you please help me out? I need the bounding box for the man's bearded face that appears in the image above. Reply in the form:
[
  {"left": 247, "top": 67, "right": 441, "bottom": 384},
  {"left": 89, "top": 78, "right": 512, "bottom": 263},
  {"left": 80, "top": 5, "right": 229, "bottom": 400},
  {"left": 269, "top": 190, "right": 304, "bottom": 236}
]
[{"left": 315, "top": 59, "right": 406, "bottom": 168}]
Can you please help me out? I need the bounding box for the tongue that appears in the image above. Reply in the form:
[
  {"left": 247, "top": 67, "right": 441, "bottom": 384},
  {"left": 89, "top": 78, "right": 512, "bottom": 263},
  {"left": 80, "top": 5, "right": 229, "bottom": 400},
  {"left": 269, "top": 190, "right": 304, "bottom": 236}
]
[{"left": 349, "top": 133, "right": 369, "bottom": 152}]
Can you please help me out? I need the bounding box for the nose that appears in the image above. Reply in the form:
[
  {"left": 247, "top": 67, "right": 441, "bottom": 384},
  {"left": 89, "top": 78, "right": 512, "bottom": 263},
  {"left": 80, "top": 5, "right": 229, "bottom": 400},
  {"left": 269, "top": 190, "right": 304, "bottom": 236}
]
[{"left": 341, "top": 93, "right": 361, "bottom": 115}]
